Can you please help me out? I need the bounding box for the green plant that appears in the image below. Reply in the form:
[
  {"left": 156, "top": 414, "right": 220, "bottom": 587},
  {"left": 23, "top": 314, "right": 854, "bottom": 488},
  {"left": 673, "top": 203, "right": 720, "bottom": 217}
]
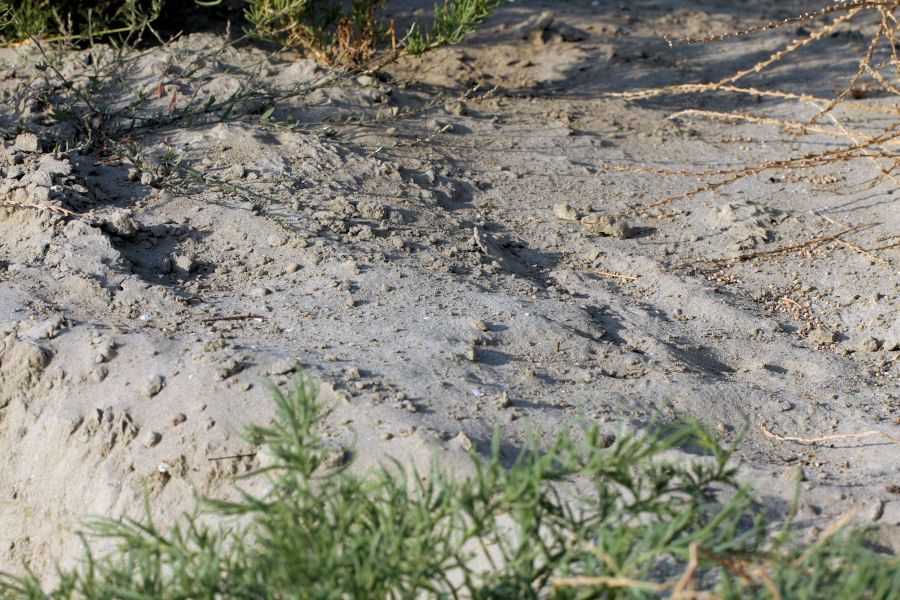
[
  {"left": 240, "top": 0, "right": 512, "bottom": 66},
  {"left": 2, "top": 371, "right": 898, "bottom": 599},
  {"left": 1, "top": 0, "right": 164, "bottom": 44},
  {"left": 239, "top": 0, "right": 389, "bottom": 66}
]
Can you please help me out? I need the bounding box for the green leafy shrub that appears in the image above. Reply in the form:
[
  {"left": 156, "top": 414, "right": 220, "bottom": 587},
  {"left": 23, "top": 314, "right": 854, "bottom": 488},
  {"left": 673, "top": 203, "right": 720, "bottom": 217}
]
[
  {"left": 2, "top": 0, "right": 511, "bottom": 67},
  {"left": 241, "top": 0, "right": 511, "bottom": 66},
  {"left": 240, "top": 0, "right": 391, "bottom": 66},
  {"left": 1, "top": 0, "right": 164, "bottom": 43},
  {"left": 2, "top": 371, "right": 899, "bottom": 599}
]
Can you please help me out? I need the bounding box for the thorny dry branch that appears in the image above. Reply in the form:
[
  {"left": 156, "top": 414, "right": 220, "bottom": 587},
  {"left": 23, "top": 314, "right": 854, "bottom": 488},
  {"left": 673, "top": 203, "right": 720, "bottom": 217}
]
[{"left": 606, "top": 1, "right": 900, "bottom": 270}]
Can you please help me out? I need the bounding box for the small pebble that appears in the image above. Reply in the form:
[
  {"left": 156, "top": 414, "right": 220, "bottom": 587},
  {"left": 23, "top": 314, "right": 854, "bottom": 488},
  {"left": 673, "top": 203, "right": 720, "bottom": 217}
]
[
  {"left": 140, "top": 375, "right": 164, "bottom": 398},
  {"left": 780, "top": 465, "right": 806, "bottom": 482},
  {"left": 222, "top": 164, "right": 245, "bottom": 180},
  {"left": 142, "top": 431, "right": 162, "bottom": 448},
  {"left": 471, "top": 319, "right": 489, "bottom": 332},
  {"left": 553, "top": 203, "right": 579, "bottom": 221},
  {"left": 856, "top": 336, "right": 881, "bottom": 353},
  {"left": 581, "top": 214, "right": 632, "bottom": 239},
  {"left": 285, "top": 262, "right": 300, "bottom": 274},
  {"left": 172, "top": 413, "right": 187, "bottom": 426},
  {"left": 807, "top": 328, "right": 835, "bottom": 346},
  {"left": 173, "top": 254, "right": 196, "bottom": 273},
  {"left": 268, "top": 359, "right": 296, "bottom": 376},
  {"left": 90, "top": 365, "right": 109, "bottom": 383},
  {"left": 13, "top": 133, "right": 39, "bottom": 153},
  {"left": 455, "top": 432, "right": 474, "bottom": 452},
  {"left": 444, "top": 100, "right": 467, "bottom": 116},
  {"left": 250, "top": 287, "right": 270, "bottom": 298}
]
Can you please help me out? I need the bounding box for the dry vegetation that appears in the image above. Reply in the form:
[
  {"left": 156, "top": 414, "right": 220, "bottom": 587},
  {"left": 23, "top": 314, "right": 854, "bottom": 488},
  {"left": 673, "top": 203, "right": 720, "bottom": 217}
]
[{"left": 608, "top": 0, "right": 900, "bottom": 235}]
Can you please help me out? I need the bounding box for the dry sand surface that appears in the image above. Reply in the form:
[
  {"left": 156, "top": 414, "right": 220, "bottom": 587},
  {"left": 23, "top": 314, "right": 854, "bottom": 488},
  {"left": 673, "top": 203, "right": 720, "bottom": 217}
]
[{"left": 1, "top": 0, "right": 899, "bottom": 578}]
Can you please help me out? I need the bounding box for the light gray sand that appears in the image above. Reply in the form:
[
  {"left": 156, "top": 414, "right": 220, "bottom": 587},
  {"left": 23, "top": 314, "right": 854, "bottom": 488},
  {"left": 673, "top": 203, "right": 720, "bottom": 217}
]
[{"left": 1, "top": 0, "right": 899, "bottom": 577}]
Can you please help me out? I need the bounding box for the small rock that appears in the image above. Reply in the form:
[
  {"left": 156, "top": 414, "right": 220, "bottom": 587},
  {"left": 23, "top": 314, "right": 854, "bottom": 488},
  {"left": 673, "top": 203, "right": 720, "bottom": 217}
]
[
  {"left": 356, "top": 74, "right": 377, "bottom": 87},
  {"left": 28, "top": 185, "right": 52, "bottom": 203},
  {"left": 341, "top": 260, "right": 360, "bottom": 274},
  {"left": 455, "top": 432, "right": 474, "bottom": 452},
  {"left": 38, "top": 154, "right": 71, "bottom": 175},
  {"left": 172, "top": 413, "right": 187, "bottom": 426},
  {"left": 217, "top": 357, "right": 244, "bottom": 379},
  {"left": 140, "top": 171, "right": 157, "bottom": 186},
  {"left": 102, "top": 209, "right": 140, "bottom": 238},
  {"left": 880, "top": 500, "right": 900, "bottom": 526},
  {"left": 141, "top": 375, "right": 164, "bottom": 398},
  {"left": 381, "top": 431, "right": 393, "bottom": 441},
  {"left": 357, "top": 200, "right": 387, "bottom": 221},
  {"left": 321, "top": 450, "right": 347, "bottom": 469},
  {"left": 142, "top": 431, "right": 162, "bottom": 448},
  {"left": 173, "top": 254, "right": 196, "bottom": 274},
  {"left": 856, "top": 336, "right": 881, "bottom": 353},
  {"left": 250, "top": 287, "right": 270, "bottom": 298},
  {"left": 864, "top": 499, "right": 885, "bottom": 523},
  {"left": 159, "top": 256, "right": 173, "bottom": 274},
  {"left": 23, "top": 169, "right": 53, "bottom": 188},
  {"left": 471, "top": 319, "right": 489, "bottom": 332},
  {"left": 553, "top": 203, "right": 579, "bottom": 221},
  {"left": 883, "top": 318, "right": 900, "bottom": 351},
  {"left": 494, "top": 390, "right": 511, "bottom": 408},
  {"left": 464, "top": 345, "right": 478, "bottom": 361},
  {"left": 268, "top": 234, "right": 288, "bottom": 247},
  {"left": 780, "top": 465, "right": 806, "bottom": 482},
  {"left": 268, "top": 359, "right": 296, "bottom": 376},
  {"left": 13, "top": 133, "right": 39, "bottom": 153},
  {"left": 284, "top": 262, "right": 300, "bottom": 274},
  {"left": 94, "top": 340, "right": 115, "bottom": 363},
  {"left": 444, "top": 100, "right": 467, "bottom": 116},
  {"left": 328, "top": 196, "right": 356, "bottom": 215},
  {"left": 222, "top": 164, "right": 245, "bottom": 180},
  {"left": 807, "top": 327, "right": 836, "bottom": 346},
  {"left": 426, "top": 118, "right": 453, "bottom": 133},
  {"left": 581, "top": 214, "right": 633, "bottom": 239},
  {"left": 90, "top": 365, "right": 109, "bottom": 383}
]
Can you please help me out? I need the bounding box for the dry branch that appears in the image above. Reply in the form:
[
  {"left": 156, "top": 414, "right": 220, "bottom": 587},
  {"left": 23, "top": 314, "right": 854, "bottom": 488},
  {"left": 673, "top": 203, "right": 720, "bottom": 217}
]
[{"left": 758, "top": 422, "right": 900, "bottom": 445}]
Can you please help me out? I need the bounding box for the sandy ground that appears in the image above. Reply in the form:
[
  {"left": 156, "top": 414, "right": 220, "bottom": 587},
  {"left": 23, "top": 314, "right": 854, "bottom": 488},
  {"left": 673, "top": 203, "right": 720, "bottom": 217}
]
[{"left": 1, "top": 0, "right": 899, "bottom": 578}]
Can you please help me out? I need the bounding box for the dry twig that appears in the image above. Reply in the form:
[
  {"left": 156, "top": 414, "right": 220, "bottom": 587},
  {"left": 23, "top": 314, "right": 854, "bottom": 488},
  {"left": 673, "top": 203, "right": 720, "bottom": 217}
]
[
  {"left": 758, "top": 422, "right": 900, "bottom": 445},
  {"left": 582, "top": 268, "right": 639, "bottom": 281}
]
